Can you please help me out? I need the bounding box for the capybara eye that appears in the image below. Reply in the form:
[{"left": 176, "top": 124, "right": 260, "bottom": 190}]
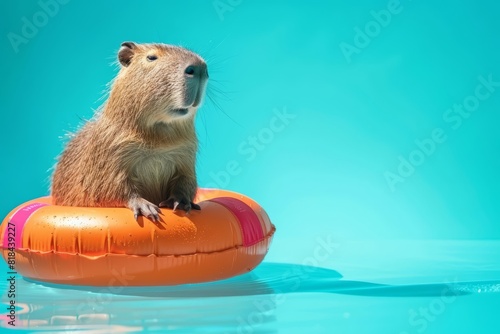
[{"left": 147, "top": 55, "right": 158, "bottom": 61}]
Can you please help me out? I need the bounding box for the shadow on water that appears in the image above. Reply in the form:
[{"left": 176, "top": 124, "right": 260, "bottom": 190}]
[
  {"left": 28, "top": 262, "right": 476, "bottom": 298},
  {"left": 3, "top": 263, "right": 498, "bottom": 332}
]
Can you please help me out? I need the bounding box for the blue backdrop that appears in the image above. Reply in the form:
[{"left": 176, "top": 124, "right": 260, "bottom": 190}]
[{"left": 1, "top": 0, "right": 499, "bottom": 256}]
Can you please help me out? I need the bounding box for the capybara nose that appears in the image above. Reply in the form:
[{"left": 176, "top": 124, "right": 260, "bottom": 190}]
[{"left": 184, "top": 63, "right": 208, "bottom": 79}]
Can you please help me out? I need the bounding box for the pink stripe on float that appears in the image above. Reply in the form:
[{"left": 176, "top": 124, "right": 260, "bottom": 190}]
[
  {"left": 3, "top": 203, "right": 48, "bottom": 249},
  {"left": 210, "top": 197, "right": 264, "bottom": 246}
]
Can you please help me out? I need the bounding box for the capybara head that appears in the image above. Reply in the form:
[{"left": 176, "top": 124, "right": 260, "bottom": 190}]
[{"left": 109, "top": 42, "right": 208, "bottom": 126}]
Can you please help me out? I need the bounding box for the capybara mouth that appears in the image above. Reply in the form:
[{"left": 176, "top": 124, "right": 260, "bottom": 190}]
[
  {"left": 192, "top": 86, "right": 204, "bottom": 108},
  {"left": 171, "top": 108, "right": 189, "bottom": 116}
]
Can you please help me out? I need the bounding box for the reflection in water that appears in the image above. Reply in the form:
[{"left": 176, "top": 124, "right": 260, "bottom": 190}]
[{"left": 1, "top": 263, "right": 499, "bottom": 333}]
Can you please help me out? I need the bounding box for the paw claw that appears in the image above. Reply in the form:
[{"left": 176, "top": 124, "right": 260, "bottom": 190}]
[
  {"left": 160, "top": 196, "right": 199, "bottom": 213},
  {"left": 128, "top": 198, "right": 162, "bottom": 222},
  {"left": 159, "top": 199, "right": 173, "bottom": 208}
]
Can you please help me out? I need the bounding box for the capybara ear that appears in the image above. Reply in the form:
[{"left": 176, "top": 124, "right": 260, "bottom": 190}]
[{"left": 118, "top": 42, "right": 137, "bottom": 67}]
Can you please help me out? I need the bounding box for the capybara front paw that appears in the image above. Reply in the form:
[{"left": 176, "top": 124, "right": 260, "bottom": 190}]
[
  {"left": 128, "top": 197, "right": 161, "bottom": 222},
  {"left": 159, "top": 197, "right": 200, "bottom": 213}
]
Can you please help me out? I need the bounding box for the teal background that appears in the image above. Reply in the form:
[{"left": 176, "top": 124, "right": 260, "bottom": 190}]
[
  {"left": 1, "top": 1, "right": 500, "bottom": 333},
  {"left": 1, "top": 0, "right": 499, "bottom": 248}
]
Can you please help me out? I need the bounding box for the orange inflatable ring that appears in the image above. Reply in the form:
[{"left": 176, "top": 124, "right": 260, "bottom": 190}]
[{"left": 0, "top": 188, "right": 275, "bottom": 286}]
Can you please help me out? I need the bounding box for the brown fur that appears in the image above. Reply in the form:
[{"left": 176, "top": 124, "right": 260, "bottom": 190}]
[{"left": 51, "top": 42, "right": 207, "bottom": 217}]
